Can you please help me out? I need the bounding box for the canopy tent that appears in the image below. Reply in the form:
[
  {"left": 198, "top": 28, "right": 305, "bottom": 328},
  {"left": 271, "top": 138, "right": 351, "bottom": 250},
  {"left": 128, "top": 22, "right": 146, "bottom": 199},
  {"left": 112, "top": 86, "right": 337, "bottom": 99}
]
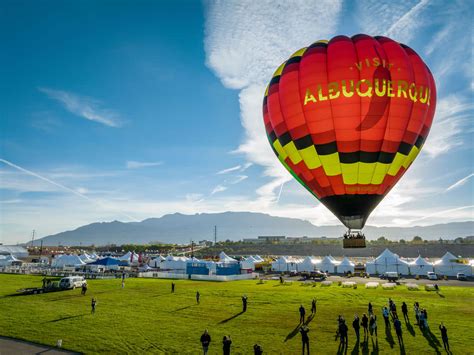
[
  {"left": 52, "top": 254, "right": 86, "bottom": 268},
  {"left": 298, "top": 256, "right": 322, "bottom": 272},
  {"left": 161, "top": 255, "right": 188, "bottom": 271},
  {"left": 79, "top": 253, "right": 95, "bottom": 264},
  {"left": 148, "top": 255, "right": 166, "bottom": 268},
  {"left": 240, "top": 257, "right": 256, "bottom": 270},
  {"left": 219, "top": 252, "right": 238, "bottom": 264},
  {"left": 0, "top": 254, "right": 22, "bottom": 266},
  {"left": 338, "top": 257, "right": 355, "bottom": 274},
  {"left": 119, "top": 252, "right": 140, "bottom": 265},
  {"left": 318, "top": 255, "right": 340, "bottom": 273},
  {"left": 408, "top": 255, "right": 434, "bottom": 275},
  {"left": 90, "top": 257, "right": 121, "bottom": 267},
  {"left": 434, "top": 252, "right": 472, "bottom": 276},
  {"left": 0, "top": 245, "right": 28, "bottom": 258},
  {"left": 271, "top": 256, "right": 303, "bottom": 272},
  {"left": 252, "top": 255, "right": 264, "bottom": 263},
  {"left": 365, "top": 249, "right": 410, "bottom": 275}
]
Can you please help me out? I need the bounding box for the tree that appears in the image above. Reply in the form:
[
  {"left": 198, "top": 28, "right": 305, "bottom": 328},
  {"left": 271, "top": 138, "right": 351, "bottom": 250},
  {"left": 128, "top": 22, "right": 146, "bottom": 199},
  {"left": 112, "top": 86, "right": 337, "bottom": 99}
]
[
  {"left": 412, "top": 236, "right": 423, "bottom": 244},
  {"left": 399, "top": 239, "right": 406, "bottom": 244}
]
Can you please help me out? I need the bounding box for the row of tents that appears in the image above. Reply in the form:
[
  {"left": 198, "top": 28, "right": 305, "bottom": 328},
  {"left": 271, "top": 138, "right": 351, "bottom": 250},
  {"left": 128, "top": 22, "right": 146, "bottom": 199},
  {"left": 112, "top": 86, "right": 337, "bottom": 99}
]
[{"left": 271, "top": 249, "right": 474, "bottom": 276}]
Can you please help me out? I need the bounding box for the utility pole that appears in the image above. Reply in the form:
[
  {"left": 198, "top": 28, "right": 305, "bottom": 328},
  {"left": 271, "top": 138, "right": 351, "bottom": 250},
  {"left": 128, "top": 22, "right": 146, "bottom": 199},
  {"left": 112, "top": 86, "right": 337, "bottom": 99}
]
[
  {"left": 191, "top": 240, "right": 194, "bottom": 258},
  {"left": 31, "top": 230, "right": 35, "bottom": 247},
  {"left": 39, "top": 240, "right": 43, "bottom": 259},
  {"left": 214, "top": 225, "right": 217, "bottom": 245}
]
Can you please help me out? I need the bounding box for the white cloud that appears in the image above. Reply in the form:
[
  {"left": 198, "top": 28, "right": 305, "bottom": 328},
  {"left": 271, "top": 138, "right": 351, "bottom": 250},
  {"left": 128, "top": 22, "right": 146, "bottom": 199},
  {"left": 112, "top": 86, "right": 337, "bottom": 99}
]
[
  {"left": 422, "top": 95, "right": 473, "bottom": 158},
  {"left": 229, "top": 175, "right": 248, "bottom": 184},
  {"left": 211, "top": 185, "right": 227, "bottom": 195},
  {"left": 445, "top": 173, "right": 474, "bottom": 192},
  {"left": 217, "top": 165, "right": 241, "bottom": 174},
  {"left": 126, "top": 161, "right": 163, "bottom": 169},
  {"left": 38, "top": 87, "right": 123, "bottom": 127},
  {"left": 185, "top": 193, "right": 205, "bottom": 203},
  {"left": 204, "top": 0, "right": 342, "bottom": 203}
]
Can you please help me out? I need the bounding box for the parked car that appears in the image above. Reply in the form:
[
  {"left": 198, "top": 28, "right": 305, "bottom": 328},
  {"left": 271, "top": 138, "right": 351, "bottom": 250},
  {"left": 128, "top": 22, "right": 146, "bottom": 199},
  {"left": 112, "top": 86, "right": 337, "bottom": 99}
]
[
  {"left": 381, "top": 272, "right": 400, "bottom": 282},
  {"left": 59, "top": 276, "right": 87, "bottom": 289},
  {"left": 457, "top": 273, "right": 467, "bottom": 281},
  {"left": 427, "top": 272, "right": 438, "bottom": 280}
]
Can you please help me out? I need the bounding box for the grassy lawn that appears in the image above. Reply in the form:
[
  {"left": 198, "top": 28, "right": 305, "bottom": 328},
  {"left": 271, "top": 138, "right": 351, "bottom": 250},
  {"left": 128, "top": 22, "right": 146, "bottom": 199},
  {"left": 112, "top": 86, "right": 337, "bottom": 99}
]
[{"left": 0, "top": 274, "right": 473, "bottom": 354}]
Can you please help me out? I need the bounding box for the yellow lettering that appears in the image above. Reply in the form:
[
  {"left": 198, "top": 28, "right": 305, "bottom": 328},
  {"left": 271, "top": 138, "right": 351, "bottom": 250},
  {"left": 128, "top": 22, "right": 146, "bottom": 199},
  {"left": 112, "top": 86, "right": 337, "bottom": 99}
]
[
  {"left": 387, "top": 80, "right": 395, "bottom": 97},
  {"left": 317, "top": 85, "right": 328, "bottom": 101},
  {"left": 373, "top": 57, "right": 380, "bottom": 67},
  {"left": 356, "top": 79, "right": 372, "bottom": 97},
  {"left": 328, "top": 82, "right": 340, "bottom": 100},
  {"left": 365, "top": 58, "right": 370, "bottom": 67},
  {"left": 341, "top": 80, "right": 354, "bottom": 97},
  {"left": 397, "top": 80, "right": 408, "bottom": 98},
  {"left": 419, "top": 86, "right": 429, "bottom": 104},
  {"left": 408, "top": 83, "right": 418, "bottom": 102},
  {"left": 304, "top": 89, "right": 317, "bottom": 105},
  {"left": 374, "top": 79, "right": 386, "bottom": 97},
  {"left": 355, "top": 62, "right": 363, "bottom": 71}
]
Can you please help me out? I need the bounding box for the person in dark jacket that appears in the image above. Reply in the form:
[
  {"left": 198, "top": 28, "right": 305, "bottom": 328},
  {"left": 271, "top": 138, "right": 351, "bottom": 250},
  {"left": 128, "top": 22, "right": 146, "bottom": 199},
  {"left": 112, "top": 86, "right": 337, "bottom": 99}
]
[
  {"left": 171, "top": 282, "right": 175, "bottom": 293},
  {"left": 253, "top": 344, "right": 263, "bottom": 355},
  {"left": 439, "top": 323, "right": 449, "bottom": 352},
  {"left": 242, "top": 295, "right": 248, "bottom": 312},
  {"left": 401, "top": 302, "right": 409, "bottom": 322},
  {"left": 311, "top": 298, "right": 317, "bottom": 314},
  {"left": 339, "top": 320, "right": 348, "bottom": 345},
  {"left": 394, "top": 318, "right": 403, "bottom": 344},
  {"left": 300, "top": 325, "right": 310, "bottom": 354},
  {"left": 200, "top": 330, "right": 211, "bottom": 354},
  {"left": 299, "top": 305, "right": 306, "bottom": 323},
  {"left": 368, "top": 302, "right": 373, "bottom": 316},
  {"left": 361, "top": 314, "right": 369, "bottom": 338},
  {"left": 91, "top": 297, "right": 97, "bottom": 314},
  {"left": 352, "top": 314, "right": 360, "bottom": 341},
  {"left": 196, "top": 291, "right": 200, "bottom": 304},
  {"left": 223, "top": 335, "right": 232, "bottom": 355},
  {"left": 369, "top": 315, "right": 377, "bottom": 337}
]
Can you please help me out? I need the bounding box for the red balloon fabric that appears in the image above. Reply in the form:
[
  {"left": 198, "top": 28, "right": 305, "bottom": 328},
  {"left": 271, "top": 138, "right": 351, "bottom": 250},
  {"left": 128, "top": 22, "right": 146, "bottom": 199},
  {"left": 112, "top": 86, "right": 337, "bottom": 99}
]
[{"left": 263, "top": 34, "right": 436, "bottom": 229}]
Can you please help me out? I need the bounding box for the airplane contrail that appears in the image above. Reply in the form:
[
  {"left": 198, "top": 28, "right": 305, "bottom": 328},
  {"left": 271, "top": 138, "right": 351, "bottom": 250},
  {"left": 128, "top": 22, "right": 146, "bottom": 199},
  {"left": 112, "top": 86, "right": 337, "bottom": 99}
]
[{"left": 0, "top": 158, "right": 139, "bottom": 222}]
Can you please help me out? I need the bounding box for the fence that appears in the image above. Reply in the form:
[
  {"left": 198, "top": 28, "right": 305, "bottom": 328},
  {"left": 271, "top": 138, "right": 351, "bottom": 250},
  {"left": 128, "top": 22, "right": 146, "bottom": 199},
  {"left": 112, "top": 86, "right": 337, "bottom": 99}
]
[{"left": 138, "top": 271, "right": 257, "bottom": 281}]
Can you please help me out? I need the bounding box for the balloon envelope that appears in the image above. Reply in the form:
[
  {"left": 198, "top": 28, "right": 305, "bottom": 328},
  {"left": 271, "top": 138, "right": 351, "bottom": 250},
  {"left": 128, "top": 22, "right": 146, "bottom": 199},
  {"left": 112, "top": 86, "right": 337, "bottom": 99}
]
[{"left": 263, "top": 34, "right": 436, "bottom": 229}]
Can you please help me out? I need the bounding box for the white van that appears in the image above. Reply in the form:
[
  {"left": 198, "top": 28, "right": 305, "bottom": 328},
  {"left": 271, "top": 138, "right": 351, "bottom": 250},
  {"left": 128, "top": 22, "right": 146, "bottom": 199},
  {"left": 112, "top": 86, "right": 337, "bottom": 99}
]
[{"left": 59, "top": 276, "right": 87, "bottom": 289}]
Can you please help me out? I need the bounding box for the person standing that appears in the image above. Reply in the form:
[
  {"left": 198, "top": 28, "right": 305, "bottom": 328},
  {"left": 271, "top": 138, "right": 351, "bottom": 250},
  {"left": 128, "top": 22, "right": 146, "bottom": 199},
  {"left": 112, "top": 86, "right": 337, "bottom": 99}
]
[
  {"left": 223, "top": 335, "right": 232, "bottom": 355},
  {"left": 394, "top": 318, "right": 403, "bottom": 345},
  {"left": 196, "top": 291, "right": 200, "bottom": 304},
  {"left": 401, "top": 302, "right": 409, "bottom": 322},
  {"left": 300, "top": 325, "right": 310, "bottom": 354},
  {"left": 253, "top": 344, "right": 263, "bottom": 355},
  {"left": 171, "top": 282, "right": 175, "bottom": 293},
  {"left": 439, "top": 323, "right": 450, "bottom": 352},
  {"left": 81, "top": 283, "right": 88, "bottom": 296},
  {"left": 361, "top": 314, "right": 369, "bottom": 338},
  {"left": 242, "top": 295, "right": 248, "bottom": 312},
  {"left": 200, "top": 329, "right": 211, "bottom": 355},
  {"left": 352, "top": 315, "right": 360, "bottom": 342},
  {"left": 369, "top": 314, "right": 377, "bottom": 337},
  {"left": 311, "top": 298, "right": 317, "bottom": 314},
  {"left": 91, "top": 297, "right": 97, "bottom": 314},
  {"left": 368, "top": 302, "right": 373, "bottom": 316},
  {"left": 299, "top": 305, "right": 306, "bottom": 324},
  {"left": 382, "top": 307, "right": 390, "bottom": 327},
  {"left": 339, "top": 319, "right": 348, "bottom": 345}
]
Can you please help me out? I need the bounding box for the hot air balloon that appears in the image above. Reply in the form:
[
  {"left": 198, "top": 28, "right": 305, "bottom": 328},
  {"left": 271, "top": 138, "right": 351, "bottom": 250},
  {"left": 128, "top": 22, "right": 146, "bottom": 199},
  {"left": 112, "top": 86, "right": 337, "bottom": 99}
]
[{"left": 263, "top": 34, "right": 436, "bottom": 248}]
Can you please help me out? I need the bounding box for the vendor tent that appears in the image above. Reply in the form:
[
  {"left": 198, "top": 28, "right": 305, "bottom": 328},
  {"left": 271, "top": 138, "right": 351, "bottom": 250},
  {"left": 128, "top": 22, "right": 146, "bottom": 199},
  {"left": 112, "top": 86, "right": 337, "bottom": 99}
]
[
  {"left": 365, "top": 249, "right": 410, "bottom": 275},
  {"left": 0, "top": 254, "right": 21, "bottom": 266},
  {"left": 219, "top": 252, "right": 238, "bottom": 264},
  {"left": 434, "top": 252, "right": 472, "bottom": 276},
  {"left": 90, "top": 257, "right": 121, "bottom": 267},
  {"left": 271, "top": 256, "right": 303, "bottom": 272},
  {"left": 148, "top": 255, "right": 166, "bottom": 268},
  {"left": 52, "top": 254, "right": 85, "bottom": 268},
  {"left": 240, "top": 256, "right": 256, "bottom": 270},
  {"left": 409, "top": 256, "right": 434, "bottom": 275},
  {"left": 318, "top": 255, "right": 340, "bottom": 273},
  {"left": 161, "top": 255, "right": 188, "bottom": 271},
  {"left": 338, "top": 257, "right": 355, "bottom": 274},
  {"left": 298, "top": 256, "right": 321, "bottom": 272},
  {"left": 119, "top": 252, "right": 140, "bottom": 265}
]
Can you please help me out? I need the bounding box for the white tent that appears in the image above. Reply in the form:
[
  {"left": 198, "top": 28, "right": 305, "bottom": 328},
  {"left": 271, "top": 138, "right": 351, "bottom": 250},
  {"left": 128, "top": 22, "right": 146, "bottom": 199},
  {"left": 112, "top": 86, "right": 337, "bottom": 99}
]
[
  {"left": 252, "top": 255, "right": 264, "bottom": 263},
  {"left": 0, "top": 254, "right": 21, "bottom": 266},
  {"left": 271, "top": 256, "right": 303, "bottom": 272},
  {"left": 240, "top": 257, "right": 256, "bottom": 270},
  {"left": 318, "top": 255, "right": 340, "bottom": 273},
  {"left": 365, "top": 249, "right": 410, "bottom": 275},
  {"left": 219, "top": 252, "right": 238, "bottom": 264},
  {"left": 148, "top": 255, "right": 166, "bottom": 268},
  {"left": 434, "top": 252, "right": 472, "bottom": 276},
  {"left": 51, "top": 254, "right": 85, "bottom": 268},
  {"left": 79, "top": 253, "right": 95, "bottom": 264},
  {"left": 298, "top": 256, "right": 322, "bottom": 272},
  {"left": 409, "top": 255, "right": 434, "bottom": 275},
  {"left": 161, "top": 255, "right": 188, "bottom": 271},
  {"left": 338, "top": 257, "right": 355, "bottom": 274},
  {"left": 119, "top": 251, "right": 140, "bottom": 265}
]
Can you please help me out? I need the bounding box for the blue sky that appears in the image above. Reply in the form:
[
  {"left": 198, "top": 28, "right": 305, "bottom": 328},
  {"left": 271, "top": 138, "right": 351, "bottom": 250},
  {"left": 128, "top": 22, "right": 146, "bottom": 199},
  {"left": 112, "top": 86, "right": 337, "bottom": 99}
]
[{"left": 1, "top": 0, "right": 473, "bottom": 244}]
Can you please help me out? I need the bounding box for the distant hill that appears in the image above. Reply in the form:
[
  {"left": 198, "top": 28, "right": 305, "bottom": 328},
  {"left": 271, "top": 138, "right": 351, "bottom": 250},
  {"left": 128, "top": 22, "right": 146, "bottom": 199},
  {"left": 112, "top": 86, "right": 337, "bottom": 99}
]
[{"left": 36, "top": 212, "right": 474, "bottom": 246}]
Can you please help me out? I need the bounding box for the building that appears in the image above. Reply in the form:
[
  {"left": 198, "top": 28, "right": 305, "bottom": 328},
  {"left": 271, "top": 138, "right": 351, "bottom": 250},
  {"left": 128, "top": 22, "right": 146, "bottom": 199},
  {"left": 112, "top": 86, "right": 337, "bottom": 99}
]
[{"left": 243, "top": 236, "right": 286, "bottom": 244}]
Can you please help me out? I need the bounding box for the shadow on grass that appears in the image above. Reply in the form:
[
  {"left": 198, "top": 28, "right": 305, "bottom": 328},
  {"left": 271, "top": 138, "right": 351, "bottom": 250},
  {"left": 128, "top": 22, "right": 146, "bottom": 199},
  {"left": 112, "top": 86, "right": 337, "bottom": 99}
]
[
  {"left": 436, "top": 292, "right": 445, "bottom": 298},
  {"left": 385, "top": 326, "right": 395, "bottom": 348},
  {"left": 337, "top": 340, "right": 348, "bottom": 354},
  {"left": 304, "top": 314, "right": 315, "bottom": 326},
  {"left": 46, "top": 314, "right": 87, "bottom": 323},
  {"left": 171, "top": 305, "right": 194, "bottom": 313},
  {"left": 422, "top": 328, "right": 441, "bottom": 354},
  {"left": 360, "top": 336, "right": 369, "bottom": 355},
  {"left": 405, "top": 321, "right": 416, "bottom": 337},
  {"left": 218, "top": 311, "right": 244, "bottom": 324},
  {"left": 350, "top": 339, "right": 360, "bottom": 355},
  {"left": 370, "top": 338, "right": 379, "bottom": 355},
  {"left": 284, "top": 323, "right": 301, "bottom": 342}
]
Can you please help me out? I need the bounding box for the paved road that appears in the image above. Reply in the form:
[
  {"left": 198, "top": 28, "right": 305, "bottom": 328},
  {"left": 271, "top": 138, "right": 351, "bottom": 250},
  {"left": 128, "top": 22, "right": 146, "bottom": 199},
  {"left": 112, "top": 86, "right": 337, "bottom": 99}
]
[{"left": 0, "top": 336, "right": 79, "bottom": 355}]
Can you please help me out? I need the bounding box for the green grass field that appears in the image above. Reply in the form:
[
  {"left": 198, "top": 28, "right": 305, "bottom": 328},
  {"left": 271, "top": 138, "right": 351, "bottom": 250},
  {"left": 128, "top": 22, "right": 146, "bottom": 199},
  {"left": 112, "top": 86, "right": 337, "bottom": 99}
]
[{"left": 0, "top": 274, "right": 473, "bottom": 354}]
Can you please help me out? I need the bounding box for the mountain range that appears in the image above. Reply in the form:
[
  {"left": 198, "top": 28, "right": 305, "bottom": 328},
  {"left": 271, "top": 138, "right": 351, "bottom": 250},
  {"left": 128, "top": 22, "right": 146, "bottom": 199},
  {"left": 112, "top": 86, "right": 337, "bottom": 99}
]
[{"left": 34, "top": 212, "right": 474, "bottom": 246}]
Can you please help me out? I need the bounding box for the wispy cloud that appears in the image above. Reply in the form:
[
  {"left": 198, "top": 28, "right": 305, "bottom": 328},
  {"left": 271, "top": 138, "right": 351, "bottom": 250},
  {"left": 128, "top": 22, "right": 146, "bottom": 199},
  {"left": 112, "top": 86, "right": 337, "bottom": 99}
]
[
  {"left": 445, "top": 173, "right": 474, "bottom": 192},
  {"left": 205, "top": 0, "right": 342, "bottom": 204},
  {"left": 0, "top": 159, "right": 138, "bottom": 222},
  {"left": 38, "top": 87, "right": 123, "bottom": 127},
  {"left": 126, "top": 161, "right": 163, "bottom": 169},
  {"left": 230, "top": 175, "right": 248, "bottom": 184},
  {"left": 211, "top": 184, "right": 227, "bottom": 195},
  {"left": 217, "top": 165, "right": 241, "bottom": 175}
]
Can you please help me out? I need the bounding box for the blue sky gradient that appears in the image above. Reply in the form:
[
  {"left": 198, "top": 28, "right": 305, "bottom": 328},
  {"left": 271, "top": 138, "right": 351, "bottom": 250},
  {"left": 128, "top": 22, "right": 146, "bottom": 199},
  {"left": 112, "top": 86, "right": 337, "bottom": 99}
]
[{"left": 1, "top": 0, "right": 473, "bottom": 243}]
